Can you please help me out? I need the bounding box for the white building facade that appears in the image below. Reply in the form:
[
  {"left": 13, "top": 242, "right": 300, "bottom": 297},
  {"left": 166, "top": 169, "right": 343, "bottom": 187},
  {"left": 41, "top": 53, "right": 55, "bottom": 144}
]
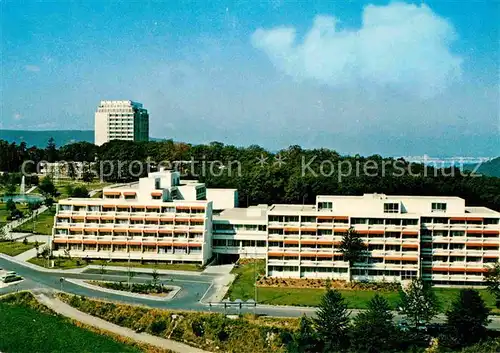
[
  {"left": 94, "top": 100, "right": 149, "bottom": 146},
  {"left": 51, "top": 175, "right": 500, "bottom": 286},
  {"left": 51, "top": 170, "right": 236, "bottom": 264}
]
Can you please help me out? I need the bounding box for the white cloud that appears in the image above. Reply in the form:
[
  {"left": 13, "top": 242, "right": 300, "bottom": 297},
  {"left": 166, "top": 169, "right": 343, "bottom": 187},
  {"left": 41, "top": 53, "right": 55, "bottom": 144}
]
[
  {"left": 251, "top": 2, "right": 462, "bottom": 98},
  {"left": 13, "top": 113, "right": 22, "bottom": 120},
  {"left": 25, "top": 65, "right": 41, "bottom": 72}
]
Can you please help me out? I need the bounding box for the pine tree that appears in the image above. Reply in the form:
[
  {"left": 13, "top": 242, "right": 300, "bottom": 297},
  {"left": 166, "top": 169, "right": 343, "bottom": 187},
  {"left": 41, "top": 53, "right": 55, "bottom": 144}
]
[
  {"left": 339, "top": 227, "right": 366, "bottom": 282},
  {"left": 446, "top": 289, "right": 490, "bottom": 347},
  {"left": 291, "top": 315, "right": 318, "bottom": 353},
  {"left": 314, "top": 288, "right": 349, "bottom": 352},
  {"left": 351, "top": 294, "right": 397, "bottom": 352}
]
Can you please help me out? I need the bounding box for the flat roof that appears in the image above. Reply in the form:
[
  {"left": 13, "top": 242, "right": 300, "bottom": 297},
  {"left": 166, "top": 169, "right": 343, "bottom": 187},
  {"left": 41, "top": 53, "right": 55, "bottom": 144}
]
[
  {"left": 107, "top": 182, "right": 139, "bottom": 190},
  {"left": 269, "top": 204, "right": 316, "bottom": 213},
  {"left": 317, "top": 194, "right": 464, "bottom": 200},
  {"left": 59, "top": 198, "right": 209, "bottom": 206},
  {"left": 214, "top": 206, "right": 267, "bottom": 222},
  {"left": 465, "top": 207, "right": 500, "bottom": 215}
]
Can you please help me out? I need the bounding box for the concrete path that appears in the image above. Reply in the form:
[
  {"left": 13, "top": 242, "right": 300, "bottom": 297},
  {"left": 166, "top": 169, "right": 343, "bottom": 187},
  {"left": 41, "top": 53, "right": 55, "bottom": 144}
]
[
  {"left": 15, "top": 234, "right": 50, "bottom": 243},
  {"left": 35, "top": 292, "right": 211, "bottom": 353},
  {"left": 199, "top": 264, "right": 235, "bottom": 302},
  {"left": 3, "top": 205, "right": 48, "bottom": 237},
  {"left": 26, "top": 186, "right": 37, "bottom": 194},
  {"left": 14, "top": 247, "right": 40, "bottom": 261}
]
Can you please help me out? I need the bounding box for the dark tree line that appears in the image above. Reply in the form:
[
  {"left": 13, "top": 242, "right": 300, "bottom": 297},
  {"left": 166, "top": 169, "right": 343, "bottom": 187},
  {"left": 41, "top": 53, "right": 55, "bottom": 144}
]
[
  {"left": 1, "top": 138, "right": 499, "bottom": 210},
  {"left": 290, "top": 281, "right": 492, "bottom": 352}
]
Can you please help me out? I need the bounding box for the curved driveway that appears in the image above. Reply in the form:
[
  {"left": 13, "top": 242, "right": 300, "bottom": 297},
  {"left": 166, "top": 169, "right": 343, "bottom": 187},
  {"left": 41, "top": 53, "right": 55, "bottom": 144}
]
[
  {"left": 4, "top": 255, "right": 500, "bottom": 330},
  {"left": 0, "top": 255, "right": 315, "bottom": 317}
]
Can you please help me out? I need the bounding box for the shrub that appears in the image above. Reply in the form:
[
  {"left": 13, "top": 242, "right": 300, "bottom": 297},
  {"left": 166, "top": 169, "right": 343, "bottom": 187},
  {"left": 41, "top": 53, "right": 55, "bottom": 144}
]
[{"left": 58, "top": 294, "right": 293, "bottom": 353}]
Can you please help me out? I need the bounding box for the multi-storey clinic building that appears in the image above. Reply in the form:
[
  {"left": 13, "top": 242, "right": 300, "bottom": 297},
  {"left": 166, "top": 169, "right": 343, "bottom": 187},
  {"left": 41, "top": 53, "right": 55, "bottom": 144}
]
[
  {"left": 94, "top": 100, "right": 149, "bottom": 146},
  {"left": 51, "top": 172, "right": 500, "bottom": 286},
  {"left": 51, "top": 170, "right": 237, "bottom": 264},
  {"left": 265, "top": 194, "right": 500, "bottom": 286}
]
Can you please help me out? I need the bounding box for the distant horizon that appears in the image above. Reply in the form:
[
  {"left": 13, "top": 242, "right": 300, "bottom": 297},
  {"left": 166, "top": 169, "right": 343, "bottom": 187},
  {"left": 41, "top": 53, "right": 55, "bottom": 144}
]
[
  {"left": 1, "top": 128, "right": 497, "bottom": 159},
  {"left": 2, "top": 1, "right": 498, "bottom": 158}
]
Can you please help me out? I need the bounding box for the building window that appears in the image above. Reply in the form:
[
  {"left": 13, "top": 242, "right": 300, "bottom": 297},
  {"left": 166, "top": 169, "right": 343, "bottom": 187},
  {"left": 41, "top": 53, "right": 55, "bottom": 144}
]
[
  {"left": 318, "top": 202, "right": 333, "bottom": 210},
  {"left": 431, "top": 202, "right": 447, "bottom": 213},
  {"left": 383, "top": 203, "right": 399, "bottom": 213}
]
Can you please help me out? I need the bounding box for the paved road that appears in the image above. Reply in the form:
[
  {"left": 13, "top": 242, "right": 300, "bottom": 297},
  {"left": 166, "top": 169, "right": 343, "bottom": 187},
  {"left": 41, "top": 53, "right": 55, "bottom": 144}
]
[{"left": 3, "top": 255, "right": 500, "bottom": 329}]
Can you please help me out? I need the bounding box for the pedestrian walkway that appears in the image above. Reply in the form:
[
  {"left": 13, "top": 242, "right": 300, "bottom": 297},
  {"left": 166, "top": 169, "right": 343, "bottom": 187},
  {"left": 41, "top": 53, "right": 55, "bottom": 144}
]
[
  {"left": 25, "top": 186, "right": 37, "bottom": 194},
  {"left": 200, "top": 265, "right": 235, "bottom": 303},
  {"left": 14, "top": 247, "right": 40, "bottom": 261},
  {"left": 34, "top": 293, "right": 211, "bottom": 353},
  {"left": 3, "top": 205, "right": 48, "bottom": 236}
]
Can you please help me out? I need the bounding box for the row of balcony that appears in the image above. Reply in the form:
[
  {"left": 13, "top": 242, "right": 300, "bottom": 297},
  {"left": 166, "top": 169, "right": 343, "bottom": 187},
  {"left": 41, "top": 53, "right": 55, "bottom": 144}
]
[
  {"left": 52, "top": 250, "right": 204, "bottom": 261},
  {"left": 58, "top": 210, "right": 205, "bottom": 217},
  {"left": 56, "top": 222, "right": 205, "bottom": 230}
]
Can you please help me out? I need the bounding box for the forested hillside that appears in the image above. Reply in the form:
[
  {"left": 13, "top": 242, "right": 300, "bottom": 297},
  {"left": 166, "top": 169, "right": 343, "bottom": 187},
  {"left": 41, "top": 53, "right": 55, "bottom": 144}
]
[
  {"left": 0, "top": 130, "right": 93, "bottom": 147},
  {"left": 464, "top": 157, "right": 500, "bottom": 178},
  {"left": 1, "top": 138, "right": 499, "bottom": 211}
]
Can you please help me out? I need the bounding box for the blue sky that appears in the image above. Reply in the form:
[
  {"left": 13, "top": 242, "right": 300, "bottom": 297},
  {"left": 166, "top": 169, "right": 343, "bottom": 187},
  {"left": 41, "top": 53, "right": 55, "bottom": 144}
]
[{"left": 1, "top": 0, "right": 499, "bottom": 156}]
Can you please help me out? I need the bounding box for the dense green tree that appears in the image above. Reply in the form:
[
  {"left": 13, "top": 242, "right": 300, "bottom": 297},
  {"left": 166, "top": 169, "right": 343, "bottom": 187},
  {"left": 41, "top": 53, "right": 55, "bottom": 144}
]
[
  {"left": 67, "top": 162, "right": 77, "bottom": 179},
  {"left": 350, "top": 294, "right": 397, "bottom": 353},
  {"left": 38, "top": 176, "right": 56, "bottom": 196},
  {"left": 339, "top": 227, "right": 367, "bottom": 282},
  {"left": 485, "top": 263, "right": 500, "bottom": 308},
  {"left": 59, "top": 142, "right": 97, "bottom": 162},
  {"left": 71, "top": 186, "right": 89, "bottom": 198},
  {"left": 398, "top": 278, "right": 439, "bottom": 331},
  {"left": 289, "top": 315, "right": 319, "bottom": 353},
  {"left": 1, "top": 138, "right": 500, "bottom": 212},
  {"left": 4, "top": 181, "right": 16, "bottom": 196},
  {"left": 314, "top": 287, "right": 349, "bottom": 352},
  {"left": 45, "top": 137, "right": 58, "bottom": 162},
  {"left": 446, "top": 289, "right": 490, "bottom": 347},
  {"left": 5, "top": 199, "right": 16, "bottom": 212},
  {"left": 82, "top": 163, "right": 95, "bottom": 183},
  {"left": 44, "top": 197, "right": 54, "bottom": 209}
]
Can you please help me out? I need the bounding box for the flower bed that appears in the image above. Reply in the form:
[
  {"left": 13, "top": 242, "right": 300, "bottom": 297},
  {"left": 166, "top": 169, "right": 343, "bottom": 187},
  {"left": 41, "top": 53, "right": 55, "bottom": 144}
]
[
  {"left": 257, "top": 277, "right": 400, "bottom": 292},
  {"left": 87, "top": 281, "right": 172, "bottom": 296}
]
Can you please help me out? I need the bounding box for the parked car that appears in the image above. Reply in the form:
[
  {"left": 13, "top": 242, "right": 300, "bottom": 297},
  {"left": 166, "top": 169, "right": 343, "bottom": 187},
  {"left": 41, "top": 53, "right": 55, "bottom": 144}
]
[
  {"left": 1, "top": 271, "right": 20, "bottom": 283},
  {"left": 397, "top": 320, "right": 427, "bottom": 332}
]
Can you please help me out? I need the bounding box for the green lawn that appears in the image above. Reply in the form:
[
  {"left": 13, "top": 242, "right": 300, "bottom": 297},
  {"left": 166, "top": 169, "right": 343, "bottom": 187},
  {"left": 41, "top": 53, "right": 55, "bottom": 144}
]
[
  {"left": 0, "top": 302, "right": 140, "bottom": 353},
  {"left": 102, "top": 260, "right": 204, "bottom": 272},
  {"left": 28, "top": 256, "right": 203, "bottom": 271},
  {"left": 14, "top": 207, "right": 56, "bottom": 235},
  {"left": 226, "top": 259, "right": 266, "bottom": 301},
  {"left": 0, "top": 241, "right": 37, "bottom": 256},
  {"left": 55, "top": 180, "right": 111, "bottom": 200},
  {"left": 227, "top": 260, "right": 497, "bottom": 311},
  {"left": 0, "top": 202, "right": 29, "bottom": 228},
  {"left": 28, "top": 256, "right": 87, "bottom": 269}
]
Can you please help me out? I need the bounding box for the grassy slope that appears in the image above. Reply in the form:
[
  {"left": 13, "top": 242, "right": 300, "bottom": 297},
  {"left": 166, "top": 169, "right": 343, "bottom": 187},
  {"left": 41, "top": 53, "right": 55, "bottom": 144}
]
[
  {"left": 227, "top": 260, "right": 497, "bottom": 311},
  {"left": 0, "top": 241, "right": 36, "bottom": 256},
  {"left": 14, "top": 207, "right": 56, "bottom": 235},
  {"left": 0, "top": 303, "right": 140, "bottom": 353}
]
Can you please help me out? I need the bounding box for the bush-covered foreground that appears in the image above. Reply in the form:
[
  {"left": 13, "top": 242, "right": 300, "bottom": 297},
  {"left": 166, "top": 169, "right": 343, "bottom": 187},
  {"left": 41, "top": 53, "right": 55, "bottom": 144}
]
[
  {"left": 88, "top": 281, "right": 172, "bottom": 296},
  {"left": 0, "top": 292, "right": 171, "bottom": 353},
  {"left": 58, "top": 291, "right": 500, "bottom": 353},
  {"left": 59, "top": 293, "right": 298, "bottom": 353}
]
